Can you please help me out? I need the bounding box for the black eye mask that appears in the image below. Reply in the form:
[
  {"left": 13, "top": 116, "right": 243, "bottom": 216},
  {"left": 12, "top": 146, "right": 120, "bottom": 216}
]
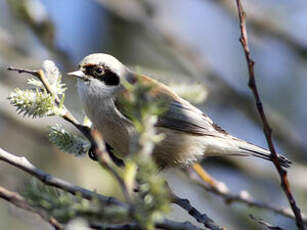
[
  {"left": 101, "top": 70, "right": 120, "bottom": 86},
  {"left": 84, "top": 65, "right": 120, "bottom": 86}
]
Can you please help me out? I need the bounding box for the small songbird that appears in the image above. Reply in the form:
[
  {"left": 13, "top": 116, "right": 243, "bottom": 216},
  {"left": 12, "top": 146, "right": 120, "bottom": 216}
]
[{"left": 68, "top": 53, "right": 291, "bottom": 169}]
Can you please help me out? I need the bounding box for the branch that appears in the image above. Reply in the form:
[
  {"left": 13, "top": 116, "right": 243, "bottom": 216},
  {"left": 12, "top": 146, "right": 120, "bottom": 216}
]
[
  {"left": 6, "top": 66, "right": 89, "bottom": 136},
  {"left": 0, "top": 147, "right": 125, "bottom": 208},
  {"left": 0, "top": 147, "right": 206, "bottom": 230},
  {"left": 0, "top": 186, "right": 64, "bottom": 230},
  {"left": 209, "top": 0, "right": 307, "bottom": 60},
  {"left": 250, "top": 215, "right": 285, "bottom": 230},
  {"left": 234, "top": 1, "right": 305, "bottom": 230},
  {"left": 7, "top": 66, "right": 125, "bottom": 166},
  {"left": 167, "top": 185, "right": 225, "bottom": 230},
  {"left": 186, "top": 168, "right": 307, "bottom": 224}
]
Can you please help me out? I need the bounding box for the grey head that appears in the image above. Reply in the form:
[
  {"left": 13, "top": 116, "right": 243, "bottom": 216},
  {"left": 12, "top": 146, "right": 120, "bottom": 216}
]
[{"left": 68, "top": 53, "right": 135, "bottom": 99}]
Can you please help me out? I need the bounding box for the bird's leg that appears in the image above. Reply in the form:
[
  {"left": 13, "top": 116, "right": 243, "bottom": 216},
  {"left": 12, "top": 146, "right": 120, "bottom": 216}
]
[
  {"left": 105, "top": 143, "right": 125, "bottom": 167},
  {"left": 88, "top": 144, "right": 98, "bottom": 161},
  {"left": 88, "top": 142, "right": 125, "bottom": 167},
  {"left": 192, "top": 163, "right": 218, "bottom": 188}
]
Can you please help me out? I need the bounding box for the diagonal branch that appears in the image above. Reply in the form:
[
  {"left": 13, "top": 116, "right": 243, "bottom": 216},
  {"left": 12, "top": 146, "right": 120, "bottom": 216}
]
[
  {"left": 7, "top": 66, "right": 125, "bottom": 166},
  {"left": 0, "top": 183, "right": 205, "bottom": 230},
  {"left": 7, "top": 66, "right": 91, "bottom": 139},
  {"left": 234, "top": 1, "right": 305, "bottom": 230},
  {"left": 250, "top": 215, "right": 285, "bottom": 230},
  {"left": 167, "top": 185, "right": 225, "bottom": 230},
  {"left": 0, "top": 148, "right": 208, "bottom": 230},
  {"left": 207, "top": 0, "right": 307, "bottom": 60},
  {"left": 0, "top": 147, "right": 125, "bottom": 208},
  {"left": 186, "top": 168, "right": 307, "bottom": 224},
  {"left": 0, "top": 185, "right": 64, "bottom": 230}
]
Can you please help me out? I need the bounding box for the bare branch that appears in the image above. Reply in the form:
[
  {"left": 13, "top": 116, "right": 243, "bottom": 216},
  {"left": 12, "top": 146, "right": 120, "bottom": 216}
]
[
  {"left": 0, "top": 147, "right": 125, "bottom": 207},
  {"left": 250, "top": 215, "right": 285, "bottom": 230},
  {"left": 187, "top": 168, "right": 307, "bottom": 224},
  {"left": 0, "top": 149, "right": 208, "bottom": 230},
  {"left": 0, "top": 186, "right": 64, "bottom": 230},
  {"left": 234, "top": 1, "right": 305, "bottom": 229},
  {"left": 168, "top": 185, "right": 225, "bottom": 230},
  {"left": 209, "top": 0, "right": 307, "bottom": 60}
]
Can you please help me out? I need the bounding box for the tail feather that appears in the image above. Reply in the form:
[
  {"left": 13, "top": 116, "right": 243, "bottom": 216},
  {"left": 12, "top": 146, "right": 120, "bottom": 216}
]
[
  {"left": 205, "top": 136, "right": 291, "bottom": 168},
  {"left": 239, "top": 145, "right": 291, "bottom": 168}
]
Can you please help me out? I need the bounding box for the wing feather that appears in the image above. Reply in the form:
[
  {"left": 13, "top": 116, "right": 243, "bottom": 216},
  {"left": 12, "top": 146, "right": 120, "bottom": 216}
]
[
  {"left": 156, "top": 100, "right": 225, "bottom": 136},
  {"left": 115, "top": 73, "right": 226, "bottom": 137}
]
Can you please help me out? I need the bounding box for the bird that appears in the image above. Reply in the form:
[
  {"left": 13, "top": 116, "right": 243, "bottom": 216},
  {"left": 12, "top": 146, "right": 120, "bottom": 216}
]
[{"left": 67, "top": 53, "right": 291, "bottom": 169}]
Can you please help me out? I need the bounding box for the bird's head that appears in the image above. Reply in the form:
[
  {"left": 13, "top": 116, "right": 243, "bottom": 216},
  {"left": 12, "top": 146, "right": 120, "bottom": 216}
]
[{"left": 68, "top": 53, "right": 136, "bottom": 98}]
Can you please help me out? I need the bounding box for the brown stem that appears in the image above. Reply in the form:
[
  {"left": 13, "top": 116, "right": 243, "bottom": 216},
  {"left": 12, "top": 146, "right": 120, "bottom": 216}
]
[
  {"left": 234, "top": 1, "right": 305, "bottom": 229},
  {"left": 7, "top": 67, "right": 87, "bottom": 132},
  {"left": 90, "top": 130, "right": 133, "bottom": 216},
  {"left": 7, "top": 66, "right": 117, "bottom": 167},
  {"left": 186, "top": 167, "right": 307, "bottom": 224}
]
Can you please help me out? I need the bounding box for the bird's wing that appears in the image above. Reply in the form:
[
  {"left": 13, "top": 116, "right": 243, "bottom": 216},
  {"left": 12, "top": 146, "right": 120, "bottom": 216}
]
[
  {"left": 156, "top": 100, "right": 227, "bottom": 136},
  {"left": 115, "top": 73, "right": 227, "bottom": 137}
]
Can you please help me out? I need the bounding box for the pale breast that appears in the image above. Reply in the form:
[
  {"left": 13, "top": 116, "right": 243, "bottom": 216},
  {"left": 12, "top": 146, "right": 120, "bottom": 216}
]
[
  {"left": 89, "top": 100, "right": 134, "bottom": 157},
  {"left": 77, "top": 80, "right": 134, "bottom": 157}
]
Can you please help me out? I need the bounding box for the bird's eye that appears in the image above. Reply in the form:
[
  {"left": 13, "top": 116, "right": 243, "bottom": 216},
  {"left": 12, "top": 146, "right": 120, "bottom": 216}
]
[{"left": 95, "top": 66, "right": 104, "bottom": 75}]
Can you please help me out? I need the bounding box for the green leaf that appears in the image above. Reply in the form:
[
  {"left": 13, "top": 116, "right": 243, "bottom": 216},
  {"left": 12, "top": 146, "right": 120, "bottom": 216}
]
[
  {"left": 48, "top": 125, "right": 90, "bottom": 156},
  {"left": 8, "top": 88, "right": 56, "bottom": 118}
]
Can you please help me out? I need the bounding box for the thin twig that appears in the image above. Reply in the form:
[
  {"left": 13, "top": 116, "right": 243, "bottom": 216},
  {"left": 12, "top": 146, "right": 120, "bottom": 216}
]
[
  {"left": 167, "top": 184, "right": 225, "bottom": 230},
  {"left": 207, "top": 0, "right": 307, "bottom": 60},
  {"left": 7, "top": 66, "right": 126, "bottom": 166},
  {"left": 186, "top": 168, "right": 307, "bottom": 224},
  {"left": 250, "top": 215, "right": 285, "bottom": 230},
  {"left": 7, "top": 67, "right": 61, "bottom": 104},
  {"left": 7, "top": 66, "right": 92, "bottom": 141},
  {"left": 7, "top": 66, "right": 125, "bottom": 166},
  {"left": 0, "top": 147, "right": 125, "bottom": 208},
  {"left": 0, "top": 186, "right": 64, "bottom": 230},
  {"left": 234, "top": 1, "right": 305, "bottom": 230}
]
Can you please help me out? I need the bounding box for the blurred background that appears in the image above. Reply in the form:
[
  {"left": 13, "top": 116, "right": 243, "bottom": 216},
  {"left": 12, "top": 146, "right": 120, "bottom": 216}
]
[{"left": 0, "top": 0, "right": 307, "bottom": 229}]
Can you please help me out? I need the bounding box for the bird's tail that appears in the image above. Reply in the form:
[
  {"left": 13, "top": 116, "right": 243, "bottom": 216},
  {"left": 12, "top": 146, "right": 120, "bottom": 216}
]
[{"left": 236, "top": 140, "right": 291, "bottom": 168}]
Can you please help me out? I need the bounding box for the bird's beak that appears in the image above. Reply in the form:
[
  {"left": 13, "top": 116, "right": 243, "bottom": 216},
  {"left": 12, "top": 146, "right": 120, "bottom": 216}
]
[{"left": 67, "top": 70, "right": 87, "bottom": 80}]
